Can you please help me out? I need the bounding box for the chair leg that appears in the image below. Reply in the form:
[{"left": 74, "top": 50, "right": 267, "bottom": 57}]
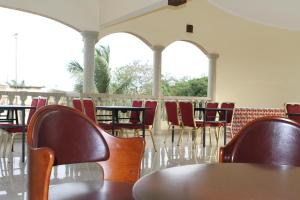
[
  {"left": 215, "top": 127, "right": 220, "bottom": 146},
  {"left": 193, "top": 129, "right": 198, "bottom": 148},
  {"left": 208, "top": 127, "right": 212, "bottom": 146},
  {"left": 177, "top": 128, "right": 184, "bottom": 146},
  {"left": 2, "top": 133, "right": 9, "bottom": 157},
  {"left": 149, "top": 129, "right": 157, "bottom": 152},
  {"left": 7, "top": 133, "right": 15, "bottom": 158}
]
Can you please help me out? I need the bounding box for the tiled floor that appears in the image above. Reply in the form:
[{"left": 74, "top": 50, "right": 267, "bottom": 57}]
[{"left": 0, "top": 130, "right": 225, "bottom": 200}]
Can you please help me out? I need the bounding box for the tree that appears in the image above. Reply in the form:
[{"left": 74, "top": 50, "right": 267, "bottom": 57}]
[
  {"left": 67, "top": 45, "right": 111, "bottom": 93},
  {"left": 161, "top": 76, "right": 208, "bottom": 96},
  {"left": 111, "top": 60, "right": 152, "bottom": 95},
  {"left": 6, "top": 80, "right": 26, "bottom": 88}
]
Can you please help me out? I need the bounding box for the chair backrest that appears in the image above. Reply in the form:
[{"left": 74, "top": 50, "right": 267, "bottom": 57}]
[
  {"left": 72, "top": 98, "right": 83, "bottom": 112},
  {"left": 219, "top": 117, "right": 300, "bottom": 166},
  {"left": 179, "top": 101, "right": 195, "bottom": 128},
  {"left": 285, "top": 103, "right": 300, "bottom": 123},
  {"left": 36, "top": 97, "right": 47, "bottom": 110},
  {"left": 27, "top": 105, "right": 109, "bottom": 200},
  {"left": 165, "top": 101, "right": 180, "bottom": 126},
  {"left": 82, "top": 98, "right": 97, "bottom": 122},
  {"left": 27, "top": 105, "right": 109, "bottom": 165},
  {"left": 130, "top": 100, "right": 143, "bottom": 124},
  {"left": 144, "top": 101, "right": 157, "bottom": 126},
  {"left": 26, "top": 97, "right": 39, "bottom": 124},
  {"left": 98, "top": 131, "right": 145, "bottom": 183},
  {"left": 205, "top": 102, "right": 218, "bottom": 121},
  {"left": 219, "top": 102, "right": 235, "bottom": 123}
]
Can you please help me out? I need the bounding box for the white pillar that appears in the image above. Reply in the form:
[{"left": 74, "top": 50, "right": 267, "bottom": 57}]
[
  {"left": 152, "top": 45, "right": 165, "bottom": 134},
  {"left": 207, "top": 53, "right": 219, "bottom": 101},
  {"left": 81, "top": 31, "right": 98, "bottom": 93}
]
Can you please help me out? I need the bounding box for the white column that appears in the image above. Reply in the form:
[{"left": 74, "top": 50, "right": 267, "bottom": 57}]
[
  {"left": 81, "top": 31, "right": 98, "bottom": 93},
  {"left": 152, "top": 45, "right": 165, "bottom": 134},
  {"left": 207, "top": 53, "right": 219, "bottom": 101}
]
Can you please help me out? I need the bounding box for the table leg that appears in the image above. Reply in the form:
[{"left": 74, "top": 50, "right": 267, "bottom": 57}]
[
  {"left": 224, "top": 110, "right": 227, "bottom": 145},
  {"left": 21, "top": 109, "right": 25, "bottom": 162},
  {"left": 203, "top": 110, "right": 206, "bottom": 147},
  {"left": 142, "top": 110, "right": 145, "bottom": 138},
  {"left": 112, "top": 110, "right": 116, "bottom": 136}
]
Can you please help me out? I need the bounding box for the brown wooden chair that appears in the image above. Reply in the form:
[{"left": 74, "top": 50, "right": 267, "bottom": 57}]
[
  {"left": 219, "top": 116, "right": 300, "bottom": 166},
  {"left": 27, "top": 105, "right": 145, "bottom": 200}
]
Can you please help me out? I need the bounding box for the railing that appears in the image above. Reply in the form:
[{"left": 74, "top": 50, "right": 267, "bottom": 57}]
[{"left": 0, "top": 90, "right": 210, "bottom": 130}]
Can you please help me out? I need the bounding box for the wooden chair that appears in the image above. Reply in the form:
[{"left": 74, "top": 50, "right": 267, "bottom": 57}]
[
  {"left": 219, "top": 116, "right": 300, "bottom": 166},
  {"left": 28, "top": 105, "right": 145, "bottom": 200}
]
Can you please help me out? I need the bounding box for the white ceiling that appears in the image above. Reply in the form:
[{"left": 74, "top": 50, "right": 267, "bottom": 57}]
[{"left": 208, "top": 0, "right": 300, "bottom": 31}]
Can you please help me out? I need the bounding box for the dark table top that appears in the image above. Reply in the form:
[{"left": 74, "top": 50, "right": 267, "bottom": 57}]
[
  {"left": 133, "top": 163, "right": 300, "bottom": 200},
  {"left": 0, "top": 105, "right": 34, "bottom": 110},
  {"left": 96, "top": 105, "right": 149, "bottom": 111}
]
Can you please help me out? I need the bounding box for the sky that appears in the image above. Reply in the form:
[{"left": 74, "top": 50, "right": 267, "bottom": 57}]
[{"left": 0, "top": 7, "right": 208, "bottom": 92}]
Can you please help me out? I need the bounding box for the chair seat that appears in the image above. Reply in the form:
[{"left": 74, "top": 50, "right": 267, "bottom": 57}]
[
  {"left": 49, "top": 180, "right": 134, "bottom": 200},
  {"left": 0, "top": 123, "right": 26, "bottom": 133},
  {"left": 98, "top": 122, "right": 115, "bottom": 130}
]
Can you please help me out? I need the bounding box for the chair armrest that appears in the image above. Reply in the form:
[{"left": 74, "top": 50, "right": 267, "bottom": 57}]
[{"left": 28, "top": 146, "right": 54, "bottom": 200}]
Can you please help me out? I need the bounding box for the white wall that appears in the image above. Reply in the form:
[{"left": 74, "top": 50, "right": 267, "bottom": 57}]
[{"left": 99, "top": 0, "right": 300, "bottom": 108}]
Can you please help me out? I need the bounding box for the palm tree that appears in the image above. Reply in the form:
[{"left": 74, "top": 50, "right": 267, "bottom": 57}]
[{"left": 67, "top": 45, "right": 111, "bottom": 93}]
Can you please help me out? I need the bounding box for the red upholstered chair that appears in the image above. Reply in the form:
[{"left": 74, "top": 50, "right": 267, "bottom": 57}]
[
  {"left": 36, "top": 97, "right": 47, "bottom": 109},
  {"left": 165, "top": 101, "right": 181, "bottom": 143},
  {"left": 82, "top": 98, "right": 114, "bottom": 131},
  {"left": 72, "top": 98, "right": 83, "bottom": 112},
  {"left": 82, "top": 98, "right": 97, "bottom": 122},
  {"left": 28, "top": 105, "right": 144, "bottom": 200},
  {"left": 129, "top": 100, "right": 143, "bottom": 124},
  {"left": 285, "top": 103, "right": 300, "bottom": 124},
  {"left": 178, "top": 101, "right": 202, "bottom": 147},
  {"left": 210, "top": 102, "right": 235, "bottom": 144},
  {"left": 205, "top": 102, "right": 219, "bottom": 121},
  {"left": 118, "top": 100, "right": 143, "bottom": 137},
  {"left": 219, "top": 117, "right": 300, "bottom": 166},
  {"left": 119, "top": 101, "right": 157, "bottom": 151},
  {"left": 0, "top": 97, "right": 39, "bottom": 156}
]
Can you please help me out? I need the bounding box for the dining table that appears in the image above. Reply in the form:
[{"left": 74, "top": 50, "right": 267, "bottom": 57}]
[
  {"left": 194, "top": 107, "right": 233, "bottom": 147},
  {"left": 0, "top": 105, "right": 33, "bottom": 162},
  {"left": 133, "top": 163, "right": 300, "bottom": 200},
  {"left": 96, "top": 105, "right": 149, "bottom": 137}
]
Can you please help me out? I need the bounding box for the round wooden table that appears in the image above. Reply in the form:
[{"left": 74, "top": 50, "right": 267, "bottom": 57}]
[{"left": 133, "top": 163, "right": 300, "bottom": 200}]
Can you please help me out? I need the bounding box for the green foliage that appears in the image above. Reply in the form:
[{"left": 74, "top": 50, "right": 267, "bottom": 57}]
[
  {"left": 111, "top": 60, "right": 152, "bottom": 95},
  {"left": 161, "top": 76, "right": 207, "bottom": 97},
  {"left": 67, "top": 45, "right": 110, "bottom": 93},
  {"left": 67, "top": 60, "right": 83, "bottom": 92},
  {"left": 94, "top": 46, "right": 111, "bottom": 93},
  {"left": 6, "top": 80, "right": 26, "bottom": 88}
]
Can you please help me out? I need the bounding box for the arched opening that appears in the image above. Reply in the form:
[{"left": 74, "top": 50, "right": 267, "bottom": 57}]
[
  {"left": 97, "top": 32, "right": 153, "bottom": 95},
  {"left": 0, "top": 7, "right": 82, "bottom": 92},
  {"left": 162, "top": 41, "right": 209, "bottom": 97}
]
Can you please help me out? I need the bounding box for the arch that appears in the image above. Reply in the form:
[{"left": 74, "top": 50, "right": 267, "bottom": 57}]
[
  {"left": 98, "top": 31, "right": 152, "bottom": 48},
  {"left": 165, "top": 39, "right": 209, "bottom": 55},
  {"left": 0, "top": 5, "right": 80, "bottom": 32},
  {"left": 161, "top": 40, "right": 209, "bottom": 97}
]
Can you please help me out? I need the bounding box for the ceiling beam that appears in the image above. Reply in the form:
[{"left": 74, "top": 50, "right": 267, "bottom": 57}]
[{"left": 168, "top": 0, "right": 187, "bottom": 6}]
